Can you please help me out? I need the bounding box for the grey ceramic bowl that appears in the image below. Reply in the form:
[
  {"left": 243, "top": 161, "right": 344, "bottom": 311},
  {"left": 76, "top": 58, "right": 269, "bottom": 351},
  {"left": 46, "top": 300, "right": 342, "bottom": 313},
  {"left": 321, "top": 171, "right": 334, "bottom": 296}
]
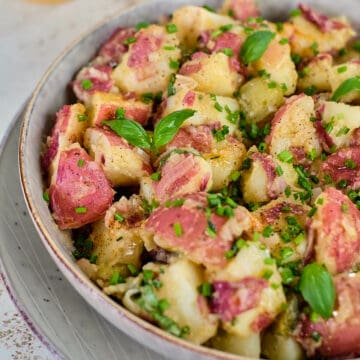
[{"left": 19, "top": 0, "right": 359, "bottom": 359}]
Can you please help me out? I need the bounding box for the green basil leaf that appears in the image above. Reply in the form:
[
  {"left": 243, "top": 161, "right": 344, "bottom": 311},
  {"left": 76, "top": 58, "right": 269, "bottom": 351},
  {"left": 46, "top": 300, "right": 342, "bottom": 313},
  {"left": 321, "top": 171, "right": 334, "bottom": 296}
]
[
  {"left": 103, "top": 119, "right": 151, "bottom": 150},
  {"left": 331, "top": 76, "right": 360, "bottom": 101},
  {"left": 153, "top": 109, "right": 196, "bottom": 149},
  {"left": 299, "top": 263, "right": 335, "bottom": 319},
  {"left": 240, "top": 30, "right": 275, "bottom": 64}
]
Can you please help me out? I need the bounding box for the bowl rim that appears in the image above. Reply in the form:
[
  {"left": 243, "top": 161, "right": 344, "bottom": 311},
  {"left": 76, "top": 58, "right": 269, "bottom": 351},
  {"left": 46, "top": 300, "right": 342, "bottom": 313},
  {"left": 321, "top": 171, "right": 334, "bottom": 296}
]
[{"left": 18, "top": 1, "right": 250, "bottom": 359}]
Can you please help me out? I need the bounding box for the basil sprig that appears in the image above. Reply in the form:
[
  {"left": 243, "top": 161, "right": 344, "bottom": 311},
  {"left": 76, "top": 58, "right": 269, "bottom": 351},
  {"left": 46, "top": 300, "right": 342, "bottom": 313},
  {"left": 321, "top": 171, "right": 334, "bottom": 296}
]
[
  {"left": 331, "top": 76, "right": 360, "bottom": 101},
  {"left": 103, "top": 109, "right": 195, "bottom": 151},
  {"left": 240, "top": 31, "right": 275, "bottom": 64},
  {"left": 299, "top": 263, "right": 335, "bottom": 319}
]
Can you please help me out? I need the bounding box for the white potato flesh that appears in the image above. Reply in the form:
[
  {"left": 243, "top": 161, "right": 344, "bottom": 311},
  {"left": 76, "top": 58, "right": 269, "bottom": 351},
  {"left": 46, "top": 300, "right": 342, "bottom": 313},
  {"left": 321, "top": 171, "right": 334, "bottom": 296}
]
[
  {"left": 172, "top": 6, "right": 236, "bottom": 49},
  {"left": 88, "top": 91, "right": 151, "bottom": 127},
  {"left": 330, "top": 62, "right": 360, "bottom": 103},
  {"left": 204, "top": 136, "right": 246, "bottom": 191},
  {"left": 210, "top": 331, "right": 261, "bottom": 358},
  {"left": 268, "top": 94, "right": 321, "bottom": 159},
  {"left": 250, "top": 38, "right": 298, "bottom": 96},
  {"left": 319, "top": 100, "right": 360, "bottom": 149},
  {"left": 84, "top": 127, "right": 152, "bottom": 186},
  {"left": 290, "top": 15, "right": 355, "bottom": 58},
  {"left": 112, "top": 25, "right": 181, "bottom": 94},
  {"left": 297, "top": 54, "right": 333, "bottom": 92},
  {"left": 156, "top": 258, "right": 218, "bottom": 344},
  {"left": 241, "top": 148, "right": 287, "bottom": 204},
  {"left": 239, "top": 77, "right": 284, "bottom": 124},
  {"left": 162, "top": 88, "right": 240, "bottom": 134},
  {"left": 180, "top": 52, "right": 243, "bottom": 97},
  {"left": 211, "top": 243, "right": 286, "bottom": 338}
]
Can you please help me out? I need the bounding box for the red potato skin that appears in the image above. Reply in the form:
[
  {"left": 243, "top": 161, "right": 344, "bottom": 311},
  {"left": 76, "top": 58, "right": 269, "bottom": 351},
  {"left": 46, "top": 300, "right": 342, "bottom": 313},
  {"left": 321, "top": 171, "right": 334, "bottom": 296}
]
[
  {"left": 260, "top": 201, "right": 306, "bottom": 225},
  {"left": 298, "top": 3, "right": 346, "bottom": 32},
  {"left": 308, "top": 187, "right": 360, "bottom": 274},
  {"left": 98, "top": 27, "right": 136, "bottom": 64},
  {"left": 153, "top": 152, "right": 211, "bottom": 203},
  {"left": 226, "top": 0, "right": 260, "bottom": 22},
  {"left": 210, "top": 278, "right": 267, "bottom": 322},
  {"left": 321, "top": 146, "right": 360, "bottom": 190},
  {"left": 297, "top": 273, "right": 360, "bottom": 358},
  {"left": 167, "top": 125, "right": 213, "bottom": 154},
  {"left": 42, "top": 105, "right": 71, "bottom": 171},
  {"left": 92, "top": 99, "right": 151, "bottom": 127},
  {"left": 49, "top": 147, "right": 113, "bottom": 230},
  {"left": 146, "top": 193, "right": 253, "bottom": 268},
  {"left": 72, "top": 65, "right": 115, "bottom": 103},
  {"left": 179, "top": 52, "right": 207, "bottom": 76}
]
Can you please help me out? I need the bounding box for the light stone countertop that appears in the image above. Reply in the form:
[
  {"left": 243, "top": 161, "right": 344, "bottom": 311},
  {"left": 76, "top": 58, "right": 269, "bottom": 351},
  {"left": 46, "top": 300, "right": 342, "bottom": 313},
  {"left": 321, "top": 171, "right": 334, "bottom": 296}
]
[{"left": 0, "top": 1, "right": 147, "bottom": 358}]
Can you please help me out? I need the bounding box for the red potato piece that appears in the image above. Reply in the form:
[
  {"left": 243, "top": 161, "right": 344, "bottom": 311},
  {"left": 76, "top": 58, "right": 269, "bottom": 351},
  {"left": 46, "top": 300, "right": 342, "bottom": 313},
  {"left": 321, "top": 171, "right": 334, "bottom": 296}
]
[
  {"left": 321, "top": 146, "right": 360, "bottom": 190},
  {"left": 84, "top": 127, "right": 152, "bottom": 187},
  {"left": 72, "top": 64, "right": 118, "bottom": 104},
  {"left": 297, "top": 272, "right": 360, "bottom": 358},
  {"left": 141, "top": 150, "right": 212, "bottom": 204},
  {"left": 42, "top": 104, "right": 87, "bottom": 179},
  {"left": 145, "top": 192, "right": 256, "bottom": 269},
  {"left": 309, "top": 187, "right": 360, "bottom": 274},
  {"left": 298, "top": 3, "right": 347, "bottom": 33},
  {"left": 241, "top": 150, "right": 287, "bottom": 203},
  {"left": 179, "top": 51, "right": 244, "bottom": 97},
  {"left": 88, "top": 91, "right": 151, "bottom": 127},
  {"left": 220, "top": 0, "right": 260, "bottom": 21},
  {"left": 112, "top": 25, "right": 181, "bottom": 94},
  {"left": 49, "top": 145, "right": 114, "bottom": 230},
  {"left": 98, "top": 27, "right": 136, "bottom": 64}
]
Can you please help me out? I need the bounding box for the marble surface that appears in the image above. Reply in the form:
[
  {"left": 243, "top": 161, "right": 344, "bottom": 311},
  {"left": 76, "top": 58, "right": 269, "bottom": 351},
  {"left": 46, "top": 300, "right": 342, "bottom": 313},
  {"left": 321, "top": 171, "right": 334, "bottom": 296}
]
[{"left": 0, "top": 1, "right": 147, "bottom": 359}]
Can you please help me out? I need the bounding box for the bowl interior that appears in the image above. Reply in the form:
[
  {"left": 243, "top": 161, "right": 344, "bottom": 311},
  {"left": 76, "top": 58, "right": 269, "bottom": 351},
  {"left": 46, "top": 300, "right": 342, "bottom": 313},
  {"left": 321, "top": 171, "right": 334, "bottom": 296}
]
[{"left": 19, "top": 0, "right": 360, "bottom": 359}]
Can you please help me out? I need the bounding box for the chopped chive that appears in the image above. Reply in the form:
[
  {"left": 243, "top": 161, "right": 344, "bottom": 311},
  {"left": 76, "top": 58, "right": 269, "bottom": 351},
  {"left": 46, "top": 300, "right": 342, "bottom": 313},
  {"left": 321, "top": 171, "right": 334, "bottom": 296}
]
[
  {"left": 43, "top": 191, "right": 50, "bottom": 202},
  {"left": 291, "top": 54, "right": 302, "bottom": 64},
  {"left": 199, "top": 282, "right": 213, "bottom": 297},
  {"left": 81, "top": 79, "right": 93, "bottom": 90},
  {"left": 345, "top": 159, "right": 357, "bottom": 169},
  {"left": 77, "top": 114, "right": 88, "bottom": 122},
  {"left": 151, "top": 172, "right": 161, "bottom": 181},
  {"left": 77, "top": 159, "right": 85, "bottom": 168},
  {"left": 109, "top": 271, "right": 125, "bottom": 285},
  {"left": 280, "top": 246, "right": 294, "bottom": 260},
  {"left": 310, "top": 42, "right": 319, "bottom": 55},
  {"left": 127, "top": 264, "right": 139, "bottom": 276},
  {"left": 277, "top": 150, "right": 293, "bottom": 163},
  {"left": 276, "top": 22, "right": 284, "bottom": 32},
  {"left": 114, "top": 212, "right": 125, "bottom": 222},
  {"left": 136, "top": 21, "right": 149, "bottom": 31},
  {"left": 258, "top": 69, "right": 270, "bottom": 78},
  {"left": 337, "top": 179, "right": 348, "bottom": 189},
  {"left": 214, "top": 102, "right": 223, "bottom": 112},
  {"left": 262, "top": 225, "right": 273, "bottom": 237},
  {"left": 124, "top": 36, "right": 136, "bottom": 45},
  {"left": 258, "top": 142, "right": 267, "bottom": 153},
  {"left": 89, "top": 254, "right": 97, "bottom": 264},
  {"left": 264, "top": 257, "right": 276, "bottom": 265},
  {"left": 317, "top": 198, "right": 324, "bottom": 205},
  {"left": 307, "top": 206, "right": 317, "bottom": 217},
  {"left": 173, "top": 222, "right": 183, "bottom": 237},
  {"left": 268, "top": 81, "right": 277, "bottom": 89},
  {"left": 336, "top": 126, "right": 350, "bottom": 137},
  {"left": 203, "top": 4, "right": 215, "bottom": 12},
  {"left": 143, "top": 269, "right": 154, "bottom": 282},
  {"left": 262, "top": 269, "right": 273, "bottom": 280},
  {"left": 281, "top": 83, "right": 288, "bottom": 92},
  {"left": 166, "top": 23, "right": 178, "bottom": 33},
  {"left": 222, "top": 48, "right": 234, "bottom": 57},
  {"left": 230, "top": 171, "right": 241, "bottom": 182},
  {"left": 307, "top": 149, "right": 317, "bottom": 161},
  {"left": 75, "top": 206, "right": 87, "bottom": 214},
  {"left": 169, "top": 59, "right": 180, "bottom": 70},
  {"left": 290, "top": 9, "right": 302, "bottom": 17},
  {"left": 337, "top": 65, "right": 348, "bottom": 73},
  {"left": 285, "top": 187, "right": 291, "bottom": 196},
  {"left": 115, "top": 107, "right": 126, "bottom": 120},
  {"left": 304, "top": 85, "right": 317, "bottom": 96},
  {"left": 338, "top": 48, "right": 348, "bottom": 57},
  {"left": 276, "top": 165, "right": 283, "bottom": 176},
  {"left": 253, "top": 232, "right": 260, "bottom": 241},
  {"left": 279, "top": 38, "right": 289, "bottom": 45},
  {"left": 164, "top": 45, "right": 176, "bottom": 51}
]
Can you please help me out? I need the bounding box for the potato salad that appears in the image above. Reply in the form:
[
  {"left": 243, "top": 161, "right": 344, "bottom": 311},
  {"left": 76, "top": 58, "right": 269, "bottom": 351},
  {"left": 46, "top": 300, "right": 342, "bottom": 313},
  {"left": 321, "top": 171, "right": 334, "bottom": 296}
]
[{"left": 41, "top": 0, "right": 360, "bottom": 358}]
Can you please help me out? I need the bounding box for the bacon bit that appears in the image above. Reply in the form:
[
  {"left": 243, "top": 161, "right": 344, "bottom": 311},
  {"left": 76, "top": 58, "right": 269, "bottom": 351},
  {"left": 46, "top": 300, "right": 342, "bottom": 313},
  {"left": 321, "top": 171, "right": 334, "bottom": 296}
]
[
  {"left": 350, "top": 128, "right": 360, "bottom": 147},
  {"left": 210, "top": 32, "right": 243, "bottom": 55},
  {"left": 210, "top": 278, "right": 267, "bottom": 322},
  {"left": 299, "top": 4, "right": 346, "bottom": 33},
  {"left": 251, "top": 312, "right": 273, "bottom": 332}
]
